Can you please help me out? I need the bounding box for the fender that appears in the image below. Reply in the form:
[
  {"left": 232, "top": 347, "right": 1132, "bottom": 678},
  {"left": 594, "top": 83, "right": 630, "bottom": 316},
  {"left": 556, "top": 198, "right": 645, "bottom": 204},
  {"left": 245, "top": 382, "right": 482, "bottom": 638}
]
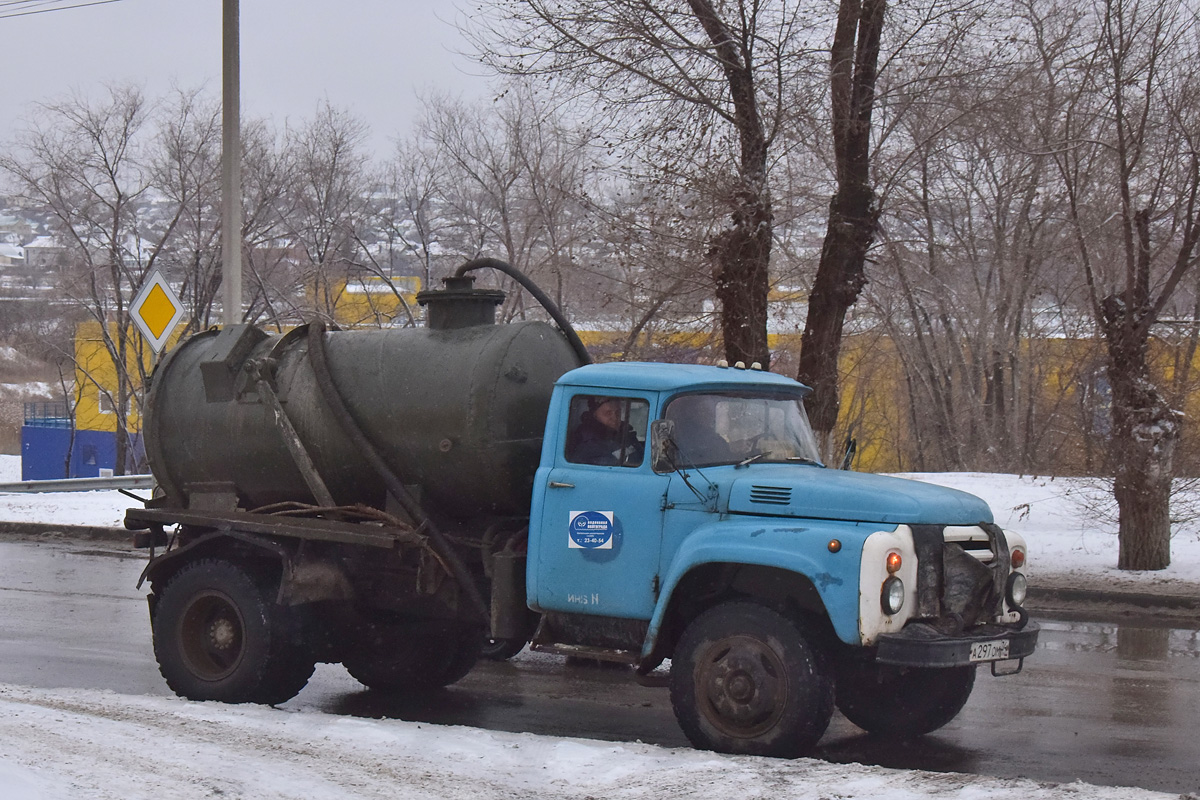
[
  {"left": 139, "top": 530, "right": 352, "bottom": 608},
  {"left": 139, "top": 530, "right": 288, "bottom": 588},
  {"left": 642, "top": 518, "right": 886, "bottom": 658}
]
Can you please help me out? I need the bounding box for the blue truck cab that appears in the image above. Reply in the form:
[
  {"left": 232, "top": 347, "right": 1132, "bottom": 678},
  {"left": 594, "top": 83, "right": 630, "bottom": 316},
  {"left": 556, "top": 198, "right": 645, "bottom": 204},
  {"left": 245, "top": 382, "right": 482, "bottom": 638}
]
[{"left": 525, "top": 361, "right": 1038, "bottom": 757}]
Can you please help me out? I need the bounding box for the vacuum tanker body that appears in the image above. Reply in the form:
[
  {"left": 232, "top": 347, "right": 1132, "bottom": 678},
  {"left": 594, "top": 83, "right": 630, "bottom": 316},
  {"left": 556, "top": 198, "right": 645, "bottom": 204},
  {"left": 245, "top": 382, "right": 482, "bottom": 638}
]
[
  {"left": 143, "top": 279, "right": 582, "bottom": 522},
  {"left": 128, "top": 266, "right": 1039, "bottom": 753}
]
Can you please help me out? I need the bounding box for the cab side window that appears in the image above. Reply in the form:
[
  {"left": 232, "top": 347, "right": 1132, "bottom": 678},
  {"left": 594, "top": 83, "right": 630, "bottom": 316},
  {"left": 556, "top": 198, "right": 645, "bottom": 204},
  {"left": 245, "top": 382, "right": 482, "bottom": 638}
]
[{"left": 565, "top": 395, "right": 648, "bottom": 467}]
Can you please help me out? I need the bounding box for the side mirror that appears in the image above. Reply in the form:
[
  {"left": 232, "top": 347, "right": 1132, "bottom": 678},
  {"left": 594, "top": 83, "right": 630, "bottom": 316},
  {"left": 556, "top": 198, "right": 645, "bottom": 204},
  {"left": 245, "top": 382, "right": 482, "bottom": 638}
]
[
  {"left": 840, "top": 434, "right": 857, "bottom": 471},
  {"left": 650, "top": 419, "right": 676, "bottom": 472}
]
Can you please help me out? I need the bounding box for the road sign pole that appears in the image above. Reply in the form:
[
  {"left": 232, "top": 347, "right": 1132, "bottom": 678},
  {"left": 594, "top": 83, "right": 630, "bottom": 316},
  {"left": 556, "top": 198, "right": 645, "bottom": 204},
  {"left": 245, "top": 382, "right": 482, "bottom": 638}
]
[{"left": 221, "top": 0, "right": 242, "bottom": 326}]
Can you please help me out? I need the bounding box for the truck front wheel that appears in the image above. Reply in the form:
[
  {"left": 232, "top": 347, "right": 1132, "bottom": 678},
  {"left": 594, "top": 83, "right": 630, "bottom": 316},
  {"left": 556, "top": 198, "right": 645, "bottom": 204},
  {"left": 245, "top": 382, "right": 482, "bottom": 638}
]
[
  {"left": 835, "top": 661, "right": 976, "bottom": 737},
  {"left": 669, "top": 601, "right": 834, "bottom": 758},
  {"left": 152, "top": 558, "right": 315, "bottom": 705}
]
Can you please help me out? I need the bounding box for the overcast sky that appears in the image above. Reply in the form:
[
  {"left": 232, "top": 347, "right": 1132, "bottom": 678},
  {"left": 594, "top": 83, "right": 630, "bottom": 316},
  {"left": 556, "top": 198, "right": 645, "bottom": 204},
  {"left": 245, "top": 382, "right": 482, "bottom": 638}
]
[{"left": 0, "top": 0, "right": 492, "bottom": 157}]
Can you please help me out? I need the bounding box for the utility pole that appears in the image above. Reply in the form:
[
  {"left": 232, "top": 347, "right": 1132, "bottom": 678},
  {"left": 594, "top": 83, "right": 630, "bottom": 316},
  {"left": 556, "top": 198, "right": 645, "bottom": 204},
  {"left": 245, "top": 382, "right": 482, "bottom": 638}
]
[{"left": 220, "top": 0, "right": 242, "bottom": 325}]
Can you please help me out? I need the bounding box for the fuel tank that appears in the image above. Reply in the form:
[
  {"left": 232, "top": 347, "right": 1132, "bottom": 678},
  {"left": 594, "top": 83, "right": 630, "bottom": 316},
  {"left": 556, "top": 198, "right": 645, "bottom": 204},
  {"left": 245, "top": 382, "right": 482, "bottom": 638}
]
[{"left": 143, "top": 277, "right": 582, "bottom": 519}]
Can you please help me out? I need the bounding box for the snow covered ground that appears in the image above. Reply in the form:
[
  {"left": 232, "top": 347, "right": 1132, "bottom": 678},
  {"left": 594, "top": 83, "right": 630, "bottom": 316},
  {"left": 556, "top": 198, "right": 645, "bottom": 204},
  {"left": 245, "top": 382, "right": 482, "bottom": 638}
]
[
  {"left": 0, "top": 682, "right": 1179, "bottom": 800},
  {"left": 3, "top": 455, "right": 1198, "bottom": 589},
  {"left": 1, "top": 454, "right": 1197, "bottom": 799}
]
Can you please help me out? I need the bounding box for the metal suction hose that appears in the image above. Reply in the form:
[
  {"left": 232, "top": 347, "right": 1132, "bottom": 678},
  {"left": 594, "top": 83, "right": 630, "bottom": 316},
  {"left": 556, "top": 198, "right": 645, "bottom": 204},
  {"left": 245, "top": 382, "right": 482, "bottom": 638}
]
[{"left": 454, "top": 257, "right": 592, "bottom": 365}]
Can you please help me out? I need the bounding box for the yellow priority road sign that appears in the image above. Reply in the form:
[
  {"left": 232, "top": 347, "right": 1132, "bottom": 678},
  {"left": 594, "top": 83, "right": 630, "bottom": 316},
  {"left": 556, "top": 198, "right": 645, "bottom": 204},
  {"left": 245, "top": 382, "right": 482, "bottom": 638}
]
[{"left": 131, "top": 271, "right": 184, "bottom": 353}]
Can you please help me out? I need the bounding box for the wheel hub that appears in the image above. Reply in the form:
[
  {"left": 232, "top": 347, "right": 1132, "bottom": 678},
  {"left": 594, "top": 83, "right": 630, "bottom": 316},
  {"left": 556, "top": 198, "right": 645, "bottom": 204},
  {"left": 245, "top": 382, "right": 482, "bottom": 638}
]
[
  {"left": 179, "top": 590, "right": 245, "bottom": 680},
  {"left": 208, "top": 616, "right": 237, "bottom": 651},
  {"left": 698, "top": 636, "right": 787, "bottom": 737}
]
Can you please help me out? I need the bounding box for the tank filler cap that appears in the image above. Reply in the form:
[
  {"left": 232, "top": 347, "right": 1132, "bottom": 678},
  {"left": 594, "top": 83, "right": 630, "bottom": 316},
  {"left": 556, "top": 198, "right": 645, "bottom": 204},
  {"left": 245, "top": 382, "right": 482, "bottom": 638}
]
[{"left": 417, "top": 275, "right": 506, "bottom": 330}]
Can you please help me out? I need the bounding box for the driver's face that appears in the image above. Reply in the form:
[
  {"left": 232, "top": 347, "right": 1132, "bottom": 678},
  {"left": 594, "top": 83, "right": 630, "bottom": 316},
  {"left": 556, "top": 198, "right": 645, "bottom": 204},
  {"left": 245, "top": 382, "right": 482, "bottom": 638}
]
[{"left": 594, "top": 400, "right": 622, "bottom": 431}]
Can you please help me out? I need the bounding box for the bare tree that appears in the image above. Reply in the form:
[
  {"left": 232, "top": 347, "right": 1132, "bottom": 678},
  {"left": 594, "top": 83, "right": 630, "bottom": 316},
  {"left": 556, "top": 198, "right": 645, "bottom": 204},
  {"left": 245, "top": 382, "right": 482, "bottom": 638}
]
[
  {"left": 796, "top": 0, "right": 886, "bottom": 453},
  {"left": 285, "top": 103, "right": 373, "bottom": 321},
  {"left": 867, "top": 67, "right": 1075, "bottom": 472},
  {"left": 239, "top": 120, "right": 301, "bottom": 329},
  {"left": 414, "top": 88, "right": 596, "bottom": 321},
  {"left": 150, "top": 88, "right": 223, "bottom": 335},
  {"left": 376, "top": 139, "right": 449, "bottom": 289},
  {"left": 1022, "top": 0, "right": 1200, "bottom": 569},
  {"left": 465, "top": 0, "right": 823, "bottom": 367},
  {"left": 0, "top": 85, "right": 184, "bottom": 474}
]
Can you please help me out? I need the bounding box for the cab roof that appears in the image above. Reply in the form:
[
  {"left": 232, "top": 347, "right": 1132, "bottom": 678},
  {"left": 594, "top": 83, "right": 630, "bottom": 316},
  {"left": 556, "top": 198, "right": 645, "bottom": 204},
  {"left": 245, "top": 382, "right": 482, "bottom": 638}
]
[{"left": 556, "top": 362, "right": 811, "bottom": 395}]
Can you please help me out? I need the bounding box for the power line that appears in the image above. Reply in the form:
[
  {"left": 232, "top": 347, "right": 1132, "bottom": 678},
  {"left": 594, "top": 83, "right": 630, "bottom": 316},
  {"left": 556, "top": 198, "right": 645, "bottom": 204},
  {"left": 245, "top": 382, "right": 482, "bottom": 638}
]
[{"left": 0, "top": 0, "right": 125, "bottom": 21}]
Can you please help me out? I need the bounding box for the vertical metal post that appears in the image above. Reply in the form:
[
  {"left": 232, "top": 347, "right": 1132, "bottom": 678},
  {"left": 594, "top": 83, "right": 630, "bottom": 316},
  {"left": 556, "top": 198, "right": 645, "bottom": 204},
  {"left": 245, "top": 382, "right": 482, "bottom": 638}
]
[{"left": 221, "top": 0, "right": 243, "bottom": 325}]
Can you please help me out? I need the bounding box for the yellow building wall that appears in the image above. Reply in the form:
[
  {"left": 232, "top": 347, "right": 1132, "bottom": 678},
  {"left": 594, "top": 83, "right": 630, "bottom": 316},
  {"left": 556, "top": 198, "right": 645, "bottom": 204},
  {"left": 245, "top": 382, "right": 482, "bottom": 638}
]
[
  {"left": 73, "top": 320, "right": 157, "bottom": 433},
  {"left": 321, "top": 276, "right": 422, "bottom": 327}
]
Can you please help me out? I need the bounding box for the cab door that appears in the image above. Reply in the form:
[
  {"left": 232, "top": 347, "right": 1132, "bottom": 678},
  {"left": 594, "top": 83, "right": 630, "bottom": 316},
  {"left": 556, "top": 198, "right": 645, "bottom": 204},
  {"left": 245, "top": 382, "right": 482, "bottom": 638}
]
[{"left": 530, "top": 391, "right": 667, "bottom": 620}]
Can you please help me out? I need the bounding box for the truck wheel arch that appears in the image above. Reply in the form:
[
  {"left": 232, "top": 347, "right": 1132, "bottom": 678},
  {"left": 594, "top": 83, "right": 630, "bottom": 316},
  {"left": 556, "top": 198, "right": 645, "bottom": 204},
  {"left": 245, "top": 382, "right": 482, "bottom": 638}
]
[
  {"left": 642, "top": 562, "right": 834, "bottom": 669},
  {"left": 143, "top": 531, "right": 291, "bottom": 613}
]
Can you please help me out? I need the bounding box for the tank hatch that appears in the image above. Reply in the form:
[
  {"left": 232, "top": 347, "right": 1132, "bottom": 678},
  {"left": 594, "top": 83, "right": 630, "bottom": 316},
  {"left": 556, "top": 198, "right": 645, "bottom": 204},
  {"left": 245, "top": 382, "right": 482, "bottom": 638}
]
[{"left": 417, "top": 275, "right": 505, "bottom": 330}]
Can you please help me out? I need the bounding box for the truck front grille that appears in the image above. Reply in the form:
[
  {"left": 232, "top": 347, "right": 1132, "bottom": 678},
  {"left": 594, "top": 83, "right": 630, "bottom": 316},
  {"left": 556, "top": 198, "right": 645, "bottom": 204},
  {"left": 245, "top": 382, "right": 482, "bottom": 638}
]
[
  {"left": 912, "top": 524, "right": 1009, "bottom": 629},
  {"left": 944, "top": 526, "right": 997, "bottom": 563}
]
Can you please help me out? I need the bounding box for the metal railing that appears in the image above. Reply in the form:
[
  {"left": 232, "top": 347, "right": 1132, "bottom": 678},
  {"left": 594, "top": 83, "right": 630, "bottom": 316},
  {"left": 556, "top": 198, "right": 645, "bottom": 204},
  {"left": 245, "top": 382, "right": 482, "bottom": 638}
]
[
  {"left": 23, "top": 401, "right": 72, "bottom": 428},
  {"left": 0, "top": 475, "right": 154, "bottom": 493}
]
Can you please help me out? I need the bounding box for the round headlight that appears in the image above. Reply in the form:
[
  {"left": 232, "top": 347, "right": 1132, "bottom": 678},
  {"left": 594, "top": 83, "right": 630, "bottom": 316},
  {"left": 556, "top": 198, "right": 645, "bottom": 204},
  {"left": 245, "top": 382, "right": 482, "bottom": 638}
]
[
  {"left": 1006, "top": 571, "right": 1028, "bottom": 607},
  {"left": 881, "top": 576, "right": 905, "bottom": 615}
]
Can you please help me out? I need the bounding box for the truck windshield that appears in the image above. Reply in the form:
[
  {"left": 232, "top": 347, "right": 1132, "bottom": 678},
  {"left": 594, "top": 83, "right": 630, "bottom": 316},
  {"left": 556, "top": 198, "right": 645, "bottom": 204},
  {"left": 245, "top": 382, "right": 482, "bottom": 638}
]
[{"left": 663, "top": 391, "right": 824, "bottom": 468}]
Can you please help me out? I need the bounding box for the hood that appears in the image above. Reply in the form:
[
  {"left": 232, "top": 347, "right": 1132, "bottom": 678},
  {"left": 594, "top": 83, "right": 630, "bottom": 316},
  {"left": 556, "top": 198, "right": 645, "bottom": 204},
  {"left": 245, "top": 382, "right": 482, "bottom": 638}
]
[{"left": 725, "top": 466, "right": 993, "bottom": 526}]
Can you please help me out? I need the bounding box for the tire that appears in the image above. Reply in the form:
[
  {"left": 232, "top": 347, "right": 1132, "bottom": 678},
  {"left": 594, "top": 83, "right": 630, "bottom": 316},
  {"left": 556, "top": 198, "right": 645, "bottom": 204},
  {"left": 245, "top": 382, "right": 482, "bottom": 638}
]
[
  {"left": 343, "top": 620, "right": 482, "bottom": 692},
  {"left": 669, "top": 601, "right": 834, "bottom": 758},
  {"left": 836, "top": 661, "right": 976, "bottom": 737},
  {"left": 481, "top": 637, "right": 527, "bottom": 661},
  {"left": 152, "top": 558, "right": 315, "bottom": 705}
]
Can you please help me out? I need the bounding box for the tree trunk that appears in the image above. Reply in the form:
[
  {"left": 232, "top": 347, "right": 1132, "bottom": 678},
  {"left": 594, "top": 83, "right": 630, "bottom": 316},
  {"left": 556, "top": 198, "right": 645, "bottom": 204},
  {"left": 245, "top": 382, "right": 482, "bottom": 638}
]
[
  {"left": 796, "top": 0, "right": 885, "bottom": 454},
  {"left": 711, "top": 186, "right": 772, "bottom": 368},
  {"left": 686, "top": 0, "right": 774, "bottom": 370},
  {"left": 1101, "top": 295, "right": 1178, "bottom": 570},
  {"left": 799, "top": 186, "right": 876, "bottom": 445}
]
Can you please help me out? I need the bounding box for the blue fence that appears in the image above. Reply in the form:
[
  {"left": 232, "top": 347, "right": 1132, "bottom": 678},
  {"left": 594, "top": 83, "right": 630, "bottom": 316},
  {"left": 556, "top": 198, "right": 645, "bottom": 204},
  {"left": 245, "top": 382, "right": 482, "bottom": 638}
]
[{"left": 21, "top": 426, "right": 145, "bottom": 480}]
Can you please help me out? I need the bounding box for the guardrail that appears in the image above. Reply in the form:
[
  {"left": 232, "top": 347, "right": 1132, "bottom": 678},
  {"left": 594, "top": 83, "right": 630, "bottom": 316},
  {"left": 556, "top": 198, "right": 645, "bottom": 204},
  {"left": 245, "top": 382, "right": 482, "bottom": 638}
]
[{"left": 0, "top": 475, "right": 155, "bottom": 493}]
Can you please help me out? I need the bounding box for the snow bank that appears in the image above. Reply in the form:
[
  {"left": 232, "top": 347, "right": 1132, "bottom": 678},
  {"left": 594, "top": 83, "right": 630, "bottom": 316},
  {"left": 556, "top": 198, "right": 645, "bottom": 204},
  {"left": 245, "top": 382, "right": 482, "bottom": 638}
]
[
  {"left": 0, "top": 684, "right": 1175, "bottom": 800},
  {"left": 895, "top": 472, "right": 1200, "bottom": 589}
]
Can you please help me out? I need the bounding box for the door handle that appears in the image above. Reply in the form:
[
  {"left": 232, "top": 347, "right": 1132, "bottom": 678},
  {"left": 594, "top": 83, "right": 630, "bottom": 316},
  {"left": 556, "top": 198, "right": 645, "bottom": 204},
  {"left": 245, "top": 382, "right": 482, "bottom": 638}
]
[{"left": 548, "top": 481, "right": 575, "bottom": 489}]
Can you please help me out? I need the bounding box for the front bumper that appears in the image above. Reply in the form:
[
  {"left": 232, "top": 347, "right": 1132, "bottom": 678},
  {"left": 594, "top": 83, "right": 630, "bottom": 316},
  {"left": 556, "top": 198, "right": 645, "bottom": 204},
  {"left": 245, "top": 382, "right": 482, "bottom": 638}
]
[{"left": 875, "top": 620, "right": 1040, "bottom": 668}]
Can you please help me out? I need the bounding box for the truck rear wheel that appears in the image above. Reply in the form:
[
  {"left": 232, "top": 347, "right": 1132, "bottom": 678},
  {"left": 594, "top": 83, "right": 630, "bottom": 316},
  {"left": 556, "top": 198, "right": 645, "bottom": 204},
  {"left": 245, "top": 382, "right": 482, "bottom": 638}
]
[
  {"left": 669, "top": 601, "right": 834, "bottom": 758},
  {"left": 344, "top": 621, "right": 481, "bottom": 692},
  {"left": 152, "top": 558, "right": 315, "bottom": 705},
  {"left": 836, "top": 661, "right": 976, "bottom": 737}
]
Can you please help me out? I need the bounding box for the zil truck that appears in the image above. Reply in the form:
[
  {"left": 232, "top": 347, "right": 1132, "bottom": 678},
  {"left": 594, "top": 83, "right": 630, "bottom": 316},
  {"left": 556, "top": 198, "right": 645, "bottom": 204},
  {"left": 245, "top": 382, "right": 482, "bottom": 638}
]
[{"left": 125, "top": 258, "right": 1038, "bottom": 758}]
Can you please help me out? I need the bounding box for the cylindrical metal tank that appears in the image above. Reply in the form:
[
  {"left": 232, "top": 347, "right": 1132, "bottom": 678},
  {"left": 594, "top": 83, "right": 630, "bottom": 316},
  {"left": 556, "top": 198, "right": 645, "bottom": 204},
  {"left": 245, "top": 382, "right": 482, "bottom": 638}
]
[{"left": 144, "top": 278, "right": 582, "bottom": 520}]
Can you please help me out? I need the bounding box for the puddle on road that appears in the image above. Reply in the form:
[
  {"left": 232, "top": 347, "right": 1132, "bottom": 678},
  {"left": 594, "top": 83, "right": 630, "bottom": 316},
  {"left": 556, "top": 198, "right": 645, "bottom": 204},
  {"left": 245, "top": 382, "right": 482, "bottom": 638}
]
[{"left": 1037, "top": 619, "right": 1200, "bottom": 660}]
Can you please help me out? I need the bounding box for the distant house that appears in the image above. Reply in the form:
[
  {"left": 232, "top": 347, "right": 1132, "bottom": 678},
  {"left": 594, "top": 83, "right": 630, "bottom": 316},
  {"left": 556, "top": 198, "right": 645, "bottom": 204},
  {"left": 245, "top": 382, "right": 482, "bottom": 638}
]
[
  {"left": 22, "top": 236, "right": 66, "bottom": 271},
  {"left": 0, "top": 242, "right": 24, "bottom": 269}
]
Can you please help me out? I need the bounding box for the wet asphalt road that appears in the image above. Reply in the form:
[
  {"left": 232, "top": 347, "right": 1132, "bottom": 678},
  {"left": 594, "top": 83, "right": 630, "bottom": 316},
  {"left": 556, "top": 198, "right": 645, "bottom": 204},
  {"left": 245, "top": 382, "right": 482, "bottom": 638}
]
[{"left": 1, "top": 538, "right": 1197, "bottom": 795}]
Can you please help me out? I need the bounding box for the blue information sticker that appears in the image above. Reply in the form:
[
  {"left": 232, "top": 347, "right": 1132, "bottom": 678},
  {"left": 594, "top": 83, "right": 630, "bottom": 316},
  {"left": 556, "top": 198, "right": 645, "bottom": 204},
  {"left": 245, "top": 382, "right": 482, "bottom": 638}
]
[{"left": 568, "top": 510, "right": 615, "bottom": 549}]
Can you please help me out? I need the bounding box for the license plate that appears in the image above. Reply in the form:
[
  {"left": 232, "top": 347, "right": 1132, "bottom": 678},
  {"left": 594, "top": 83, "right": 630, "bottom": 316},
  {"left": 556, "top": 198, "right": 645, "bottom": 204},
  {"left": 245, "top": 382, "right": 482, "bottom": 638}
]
[{"left": 969, "top": 639, "right": 1010, "bottom": 662}]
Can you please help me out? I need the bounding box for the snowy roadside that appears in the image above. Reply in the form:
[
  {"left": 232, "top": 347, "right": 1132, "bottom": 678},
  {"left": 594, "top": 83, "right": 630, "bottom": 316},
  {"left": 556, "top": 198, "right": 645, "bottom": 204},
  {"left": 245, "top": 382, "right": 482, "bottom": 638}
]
[
  {"left": 3, "top": 455, "right": 1198, "bottom": 593},
  {"left": 0, "top": 683, "right": 1178, "bottom": 800}
]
